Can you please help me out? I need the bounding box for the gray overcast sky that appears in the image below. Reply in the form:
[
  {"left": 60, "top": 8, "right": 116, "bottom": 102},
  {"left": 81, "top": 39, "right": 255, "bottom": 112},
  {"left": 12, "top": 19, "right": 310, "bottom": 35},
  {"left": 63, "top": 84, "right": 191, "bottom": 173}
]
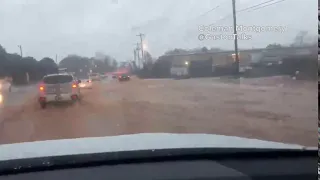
[{"left": 0, "top": 0, "right": 317, "bottom": 61}]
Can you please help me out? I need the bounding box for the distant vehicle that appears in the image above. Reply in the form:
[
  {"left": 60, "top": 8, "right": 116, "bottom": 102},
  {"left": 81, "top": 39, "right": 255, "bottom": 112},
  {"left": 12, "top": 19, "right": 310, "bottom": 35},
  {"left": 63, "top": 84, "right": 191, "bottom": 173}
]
[
  {"left": 89, "top": 73, "right": 101, "bottom": 81},
  {"left": 118, "top": 74, "right": 130, "bottom": 81},
  {"left": 170, "top": 61, "right": 190, "bottom": 79},
  {"left": 0, "top": 79, "right": 11, "bottom": 104},
  {"left": 0, "top": 80, "right": 12, "bottom": 93},
  {"left": 38, "top": 74, "right": 82, "bottom": 109},
  {"left": 79, "top": 79, "right": 93, "bottom": 89},
  {"left": 100, "top": 74, "right": 107, "bottom": 79},
  {"left": 58, "top": 68, "right": 68, "bottom": 74}
]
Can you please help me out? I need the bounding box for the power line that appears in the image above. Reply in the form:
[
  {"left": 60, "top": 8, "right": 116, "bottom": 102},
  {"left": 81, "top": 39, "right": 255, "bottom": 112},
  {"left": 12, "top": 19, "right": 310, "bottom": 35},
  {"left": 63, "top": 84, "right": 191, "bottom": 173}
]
[
  {"left": 180, "top": 0, "right": 252, "bottom": 27},
  {"left": 198, "top": 5, "right": 221, "bottom": 18},
  {"left": 237, "top": 0, "right": 278, "bottom": 13},
  {"left": 209, "top": 0, "right": 287, "bottom": 26},
  {"left": 172, "top": 0, "right": 286, "bottom": 39},
  {"left": 249, "top": 0, "right": 287, "bottom": 11},
  {"left": 198, "top": 1, "right": 229, "bottom": 18},
  {"left": 175, "top": 1, "right": 227, "bottom": 30}
]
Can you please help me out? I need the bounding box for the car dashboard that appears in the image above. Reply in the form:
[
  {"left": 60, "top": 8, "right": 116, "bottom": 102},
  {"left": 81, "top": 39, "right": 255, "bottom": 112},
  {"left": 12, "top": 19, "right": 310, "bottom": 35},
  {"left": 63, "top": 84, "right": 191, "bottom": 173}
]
[{"left": 0, "top": 148, "right": 316, "bottom": 180}]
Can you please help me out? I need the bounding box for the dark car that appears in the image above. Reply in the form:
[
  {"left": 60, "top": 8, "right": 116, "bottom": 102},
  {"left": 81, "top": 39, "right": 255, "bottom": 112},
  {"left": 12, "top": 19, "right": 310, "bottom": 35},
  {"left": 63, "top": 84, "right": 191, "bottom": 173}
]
[{"left": 118, "top": 74, "right": 130, "bottom": 81}]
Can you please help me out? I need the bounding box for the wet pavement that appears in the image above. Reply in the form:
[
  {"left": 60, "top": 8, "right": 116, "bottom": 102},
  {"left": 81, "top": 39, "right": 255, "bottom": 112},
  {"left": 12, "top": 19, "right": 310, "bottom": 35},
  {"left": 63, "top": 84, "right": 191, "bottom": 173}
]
[{"left": 0, "top": 76, "right": 317, "bottom": 146}]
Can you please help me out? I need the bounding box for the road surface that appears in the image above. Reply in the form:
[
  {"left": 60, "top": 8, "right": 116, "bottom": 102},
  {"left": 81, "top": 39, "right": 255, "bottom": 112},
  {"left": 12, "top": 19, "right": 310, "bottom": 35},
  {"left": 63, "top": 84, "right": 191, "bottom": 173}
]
[
  {"left": 2, "top": 85, "right": 37, "bottom": 106},
  {"left": 0, "top": 76, "right": 317, "bottom": 146}
]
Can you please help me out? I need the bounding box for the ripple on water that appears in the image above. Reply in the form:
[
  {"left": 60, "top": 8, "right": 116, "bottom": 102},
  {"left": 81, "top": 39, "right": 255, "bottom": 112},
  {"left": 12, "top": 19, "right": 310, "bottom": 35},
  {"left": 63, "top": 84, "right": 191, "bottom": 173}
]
[{"left": 102, "top": 91, "right": 122, "bottom": 101}]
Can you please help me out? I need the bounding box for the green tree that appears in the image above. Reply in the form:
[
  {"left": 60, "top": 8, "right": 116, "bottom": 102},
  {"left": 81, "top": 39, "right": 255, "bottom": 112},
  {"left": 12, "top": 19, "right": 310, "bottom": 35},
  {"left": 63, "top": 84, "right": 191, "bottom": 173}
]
[
  {"left": 201, "top": 47, "right": 208, "bottom": 52},
  {"left": 266, "top": 43, "right": 282, "bottom": 49},
  {"left": 39, "top": 57, "right": 58, "bottom": 76}
]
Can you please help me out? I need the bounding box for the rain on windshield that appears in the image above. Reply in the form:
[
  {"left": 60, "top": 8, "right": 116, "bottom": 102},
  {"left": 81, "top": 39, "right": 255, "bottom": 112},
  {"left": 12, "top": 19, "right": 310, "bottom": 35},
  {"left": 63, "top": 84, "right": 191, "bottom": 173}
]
[{"left": 0, "top": 0, "right": 317, "bottom": 148}]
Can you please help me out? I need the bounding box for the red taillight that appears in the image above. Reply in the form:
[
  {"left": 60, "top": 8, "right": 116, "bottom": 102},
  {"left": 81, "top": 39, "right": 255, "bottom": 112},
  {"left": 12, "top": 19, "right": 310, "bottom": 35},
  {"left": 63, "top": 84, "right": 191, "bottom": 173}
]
[
  {"left": 72, "top": 84, "right": 77, "bottom": 88},
  {"left": 71, "top": 95, "right": 78, "bottom": 100}
]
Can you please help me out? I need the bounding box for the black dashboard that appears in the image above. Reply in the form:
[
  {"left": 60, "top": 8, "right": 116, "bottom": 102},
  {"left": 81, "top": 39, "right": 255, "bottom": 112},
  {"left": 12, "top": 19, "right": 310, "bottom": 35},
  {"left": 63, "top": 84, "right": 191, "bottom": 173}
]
[{"left": 0, "top": 148, "right": 316, "bottom": 180}]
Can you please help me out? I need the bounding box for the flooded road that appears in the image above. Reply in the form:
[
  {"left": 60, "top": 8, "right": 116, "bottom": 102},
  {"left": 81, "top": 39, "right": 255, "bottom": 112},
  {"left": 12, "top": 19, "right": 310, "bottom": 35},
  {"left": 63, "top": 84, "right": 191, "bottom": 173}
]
[{"left": 0, "top": 76, "right": 317, "bottom": 146}]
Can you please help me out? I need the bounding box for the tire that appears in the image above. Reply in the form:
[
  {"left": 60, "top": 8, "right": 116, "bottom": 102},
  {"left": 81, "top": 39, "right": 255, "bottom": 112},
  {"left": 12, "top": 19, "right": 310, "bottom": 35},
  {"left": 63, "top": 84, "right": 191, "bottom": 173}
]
[
  {"left": 40, "top": 103, "right": 46, "bottom": 109},
  {"left": 173, "top": 75, "right": 180, "bottom": 80},
  {"left": 72, "top": 95, "right": 80, "bottom": 103},
  {"left": 78, "top": 94, "right": 83, "bottom": 102},
  {"left": 171, "top": 75, "right": 177, "bottom": 79}
]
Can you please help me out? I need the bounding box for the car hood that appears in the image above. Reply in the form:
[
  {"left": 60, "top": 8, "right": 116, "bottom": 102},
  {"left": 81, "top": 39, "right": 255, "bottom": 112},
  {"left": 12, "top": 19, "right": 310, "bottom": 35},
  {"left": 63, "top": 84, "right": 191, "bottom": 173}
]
[{"left": 0, "top": 133, "right": 314, "bottom": 161}]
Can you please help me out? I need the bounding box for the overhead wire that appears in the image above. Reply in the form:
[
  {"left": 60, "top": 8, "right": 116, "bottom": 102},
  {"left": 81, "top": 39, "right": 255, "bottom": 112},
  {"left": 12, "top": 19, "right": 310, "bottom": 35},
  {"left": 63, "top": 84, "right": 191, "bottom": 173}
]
[
  {"left": 209, "top": 0, "right": 287, "bottom": 26},
  {"left": 176, "top": 0, "right": 228, "bottom": 29},
  {"left": 237, "top": 0, "right": 278, "bottom": 13},
  {"left": 172, "top": 1, "right": 228, "bottom": 37},
  {"left": 248, "top": 0, "right": 287, "bottom": 12}
]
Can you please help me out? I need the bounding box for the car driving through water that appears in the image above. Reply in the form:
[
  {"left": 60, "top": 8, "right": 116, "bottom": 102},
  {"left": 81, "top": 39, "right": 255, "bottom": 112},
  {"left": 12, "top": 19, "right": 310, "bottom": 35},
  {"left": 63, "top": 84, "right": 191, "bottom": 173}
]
[
  {"left": 79, "top": 79, "right": 93, "bottom": 89},
  {"left": 38, "top": 73, "right": 82, "bottom": 109},
  {"left": 89, "top": 73, "right": 101, "bottom": 82},
  {"left": 0, "top": 0, "right": 316, "bottom": 179},
  {"left": 118, "top": 73, "right": 130, "bottom": 82},
  {"left": 0, "top": 79, "right": 12, "bottom": 94}
]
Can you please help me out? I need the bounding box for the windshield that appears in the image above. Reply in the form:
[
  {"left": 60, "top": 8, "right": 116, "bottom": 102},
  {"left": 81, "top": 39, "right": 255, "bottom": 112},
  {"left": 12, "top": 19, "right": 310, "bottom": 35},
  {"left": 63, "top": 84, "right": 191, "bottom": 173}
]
[
  {"left": 0, "top": 0, "right": 317, "bottom": 161},
  {"left": 43, "top": 75, "right": 73, "bottom": 84}
]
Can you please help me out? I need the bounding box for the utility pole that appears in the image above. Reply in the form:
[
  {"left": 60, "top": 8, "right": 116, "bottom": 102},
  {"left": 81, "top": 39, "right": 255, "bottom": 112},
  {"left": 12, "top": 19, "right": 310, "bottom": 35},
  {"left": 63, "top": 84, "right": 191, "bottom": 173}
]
[
  {"left": 18, "top": 45, "right": 23, "bottom": 57},
  {"left": 17, "top": 45, "right": 29, "bottom": 84},
  {"left": 135, "top": 42, "right": 141, "bottom": 68},
  {"left": 55, "top": 54, "right": 58, "bottom": 64},
  {"left": 232, "top": 0, "right": 240, "bottom": 78},
  {"left": 133, "top": 49, "right": 137, "bottom": 72},
  {"left": 133, "top": 49, "right": 136, "bottom": 63},
  {"left": 133, "top": 43, "right": 138, "bottom": 68},
  {"left": 136, "top": 33, "right": 145, "bottom": 64}
]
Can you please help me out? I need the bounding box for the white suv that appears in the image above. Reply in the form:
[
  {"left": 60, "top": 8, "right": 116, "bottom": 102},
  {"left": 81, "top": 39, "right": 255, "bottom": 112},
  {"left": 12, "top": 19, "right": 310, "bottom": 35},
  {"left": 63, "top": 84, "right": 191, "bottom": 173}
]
[
  {"left": 38, "top": 74, "right": 82, "bottom": 109},
  {"left": 89, "top": 73, "right": 101, "bottom": 81}
]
